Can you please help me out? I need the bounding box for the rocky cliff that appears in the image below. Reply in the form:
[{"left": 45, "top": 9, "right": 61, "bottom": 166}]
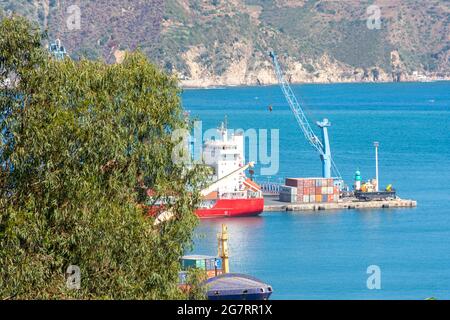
[{"left": 1, "top": 0, "right": 449, "bottom": 87}]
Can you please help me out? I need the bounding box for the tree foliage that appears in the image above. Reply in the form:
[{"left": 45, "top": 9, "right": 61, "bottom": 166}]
[{"left": 0, "top": 16, "right": 206, "bottom": 299}]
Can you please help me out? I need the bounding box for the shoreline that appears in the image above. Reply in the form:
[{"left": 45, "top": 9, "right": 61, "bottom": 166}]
[{"left": 181, "top": 79, "right": 450, "bottom": 90}]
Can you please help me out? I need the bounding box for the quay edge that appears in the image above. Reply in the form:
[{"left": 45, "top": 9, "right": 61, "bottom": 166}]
[{"left": 263, "top": 198, "right": 417, "bottom": 212}]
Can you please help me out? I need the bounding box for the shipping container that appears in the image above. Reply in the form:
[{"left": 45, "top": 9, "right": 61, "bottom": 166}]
[
  {"left": 181, "top": 259, "right": 206, "bottom": 270},
  {"left": 181, "top": 255, "right": 222, "bottom": 271},
  {"left": 286, "top": 178, "right": 304, "bottom": 187},
  {"left": 206, "top": 258, "right": 222, "bottom": 271},
  {"left": 280, "top": 193, "right": 297, "bottom": 203},
  {"left": 315, "top": 195, "right": 322, "bottom": 202},
  {"left": 284, "top": 178, "right": 339, "bottom": 200},
  {"left": 285, "top": 178, "right": 296, "bottom": 187},
  {"left": 280, "top": 185, "right": 297, "bottom": 194},
  {"left": 206, "top": 269, "right": 223, "bottom": 279}
]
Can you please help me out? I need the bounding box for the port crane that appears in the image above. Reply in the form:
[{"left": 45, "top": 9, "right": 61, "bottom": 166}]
[{"left": 269, "top": 51, "right": 342, "bottom": 180}]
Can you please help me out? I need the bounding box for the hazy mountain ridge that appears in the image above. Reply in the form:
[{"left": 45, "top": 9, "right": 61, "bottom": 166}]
[{"left": 1, "top": 0, "right": 449, "bottom": 87}]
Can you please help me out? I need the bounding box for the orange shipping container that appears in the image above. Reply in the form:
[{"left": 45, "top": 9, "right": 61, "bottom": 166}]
[
  {"left": 207, "top": 269, "right": 222, "bottom": 279},
  {"left": 315, "top": 195, "right": 322, "bottom": 202}
]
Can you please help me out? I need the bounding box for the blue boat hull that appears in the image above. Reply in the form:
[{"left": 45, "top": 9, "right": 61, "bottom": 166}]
[
  {"left": 203, "top": 273, "right": 273, "bottom": 301},
  {"left": 207, "top": 292, "right": 272, "bottom": 300}
]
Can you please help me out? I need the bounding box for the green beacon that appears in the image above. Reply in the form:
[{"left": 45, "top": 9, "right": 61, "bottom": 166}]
[{"left": 354, "top": 170, "right": 362, "bottom": 191}]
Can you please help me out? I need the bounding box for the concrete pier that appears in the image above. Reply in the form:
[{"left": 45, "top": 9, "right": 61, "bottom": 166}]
[{"left": 263, "top": 195, "right": 417, "bottom": 212}]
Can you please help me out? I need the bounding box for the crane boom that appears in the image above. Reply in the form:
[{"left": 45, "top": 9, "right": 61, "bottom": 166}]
[
  {"left": 269, "top": 51, "right": 342, "bottom": 180},
  {"left": 269, "top": 52, "right": 324, "bottom": 156},
  {"left": 200, "top": 162, "right": 255, "bottom": 197}
]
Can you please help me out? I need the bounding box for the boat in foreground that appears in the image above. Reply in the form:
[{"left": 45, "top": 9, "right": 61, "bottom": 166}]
[
  {"left": 204, "top": 273, "right": 273, "bottom": 300},
  {"left": 178, "top": 224, "right": 273, "bottom": 300}
]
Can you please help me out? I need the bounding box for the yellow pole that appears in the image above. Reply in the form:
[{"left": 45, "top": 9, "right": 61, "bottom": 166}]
[{"left": 217, "top": 224, "right": 229, "bottom": 274}]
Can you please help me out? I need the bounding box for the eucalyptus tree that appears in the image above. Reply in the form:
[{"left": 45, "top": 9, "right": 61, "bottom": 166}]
[{"left": 0, "top": 16, "right": 206, "bottom": 299}]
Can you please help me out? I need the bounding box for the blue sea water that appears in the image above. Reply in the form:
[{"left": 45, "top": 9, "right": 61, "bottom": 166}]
[{"left": 181, "top": 82, "right": 450, "bottom": 300}]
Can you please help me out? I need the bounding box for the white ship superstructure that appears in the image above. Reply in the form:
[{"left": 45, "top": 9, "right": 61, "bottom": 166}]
[{"left": 202, "top": 122, "right": 246, "bottom": 198}]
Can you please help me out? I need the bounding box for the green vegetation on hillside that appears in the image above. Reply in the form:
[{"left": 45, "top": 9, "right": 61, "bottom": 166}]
[{"left": 0, "top": 0, "right": 448, "bottom": 81}]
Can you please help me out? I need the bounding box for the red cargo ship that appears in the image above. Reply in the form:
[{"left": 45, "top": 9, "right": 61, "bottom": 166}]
[
  {"left": 197, "top": 178, "right": 264, "bottom": 218},
  {"left": 195, "top": 121, "right": 264, "bottom": 218},
  {"left": 196, "top": 198, "right": 264, "bottom": 218},
  {"left": 149, "top": 121, "right": 264, "bottom": 222}
]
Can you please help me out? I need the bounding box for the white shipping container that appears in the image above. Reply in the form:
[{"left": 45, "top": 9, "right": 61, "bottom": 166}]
[
  {"left": 280, "top": 185, "right": 297, "bottom": 195},
  {"left": 280, "top": 193, "right": 297, "bottom": 203}
]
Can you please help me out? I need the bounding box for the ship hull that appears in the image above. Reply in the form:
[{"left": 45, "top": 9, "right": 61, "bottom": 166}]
[{"left": 196, "top": 198, "right": 264, "bottom": 218}]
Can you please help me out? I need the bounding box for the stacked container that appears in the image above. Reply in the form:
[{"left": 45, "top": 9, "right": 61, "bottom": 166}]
[
  {"left": 180, "top": 255, "right": 223, "bottom": 278},
  {"left": 279, "top": 185, "right": 298, "bottom": 203},
  {"left": 285, "top": 178, "right": 339, "bottom": 203}
]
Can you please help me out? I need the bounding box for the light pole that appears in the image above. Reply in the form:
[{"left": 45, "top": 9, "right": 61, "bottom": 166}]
[{"left": 374, "top": 142, "right": 379, "bottom": 192}]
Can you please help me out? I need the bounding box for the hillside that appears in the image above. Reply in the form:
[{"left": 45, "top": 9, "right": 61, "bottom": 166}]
[{"left": 1, "top": 0, "right": 449, "bottom": 86}]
